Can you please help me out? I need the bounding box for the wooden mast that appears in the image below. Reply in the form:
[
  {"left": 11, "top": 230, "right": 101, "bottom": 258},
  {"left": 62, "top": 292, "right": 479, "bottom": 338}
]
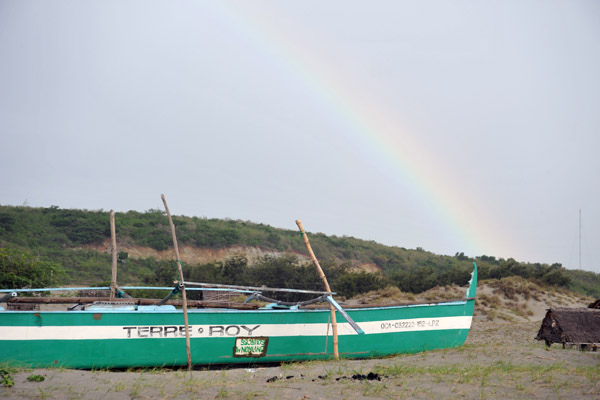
[
  {"left": 161, "top": 194, "right": 192, "bottom": 370},
  {"left": 295, "top": 219, "right": 339, "bottom": 360},
  {"left": 109, "top": 210, "right": 118, "bottom": 301}
]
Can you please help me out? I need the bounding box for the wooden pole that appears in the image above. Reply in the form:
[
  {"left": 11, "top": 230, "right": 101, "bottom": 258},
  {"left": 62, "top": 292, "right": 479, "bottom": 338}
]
[
  {"left": 109, "top": 210, "right": 118, "bottom": 302},
  {"left": 295, "top": 219, "right": 339, "bottom": 360},
  {"left": 161, "top": 194, "right": 192, "bottom": 370}
]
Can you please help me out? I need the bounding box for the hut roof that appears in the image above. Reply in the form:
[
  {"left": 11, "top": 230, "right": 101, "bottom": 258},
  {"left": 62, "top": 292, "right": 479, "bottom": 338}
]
[
  {"left": 589, "top": 299, "right": 600, "bottom": 309},
  {"left": 536, "top": 307, "right": 600, "bottom": 344}
]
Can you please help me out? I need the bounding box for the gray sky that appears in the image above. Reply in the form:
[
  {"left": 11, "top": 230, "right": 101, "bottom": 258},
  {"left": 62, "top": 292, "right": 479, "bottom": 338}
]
[{"left": 1, "top": 0, "right": 599, "bottom": 272}]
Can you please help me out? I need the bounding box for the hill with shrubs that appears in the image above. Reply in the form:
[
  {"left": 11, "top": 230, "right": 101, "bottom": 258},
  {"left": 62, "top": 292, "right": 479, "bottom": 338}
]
[{"left": 1, "top": 205, "right": 599, "bottom": 300}]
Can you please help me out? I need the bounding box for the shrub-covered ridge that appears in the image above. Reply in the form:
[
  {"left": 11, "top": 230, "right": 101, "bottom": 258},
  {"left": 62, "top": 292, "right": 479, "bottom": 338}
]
[{"left": 1, "top": 205, "right": 598, "bottom": 298}]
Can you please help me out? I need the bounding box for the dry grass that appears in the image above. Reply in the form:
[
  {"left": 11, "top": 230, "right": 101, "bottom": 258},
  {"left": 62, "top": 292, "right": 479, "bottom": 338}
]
[
  {"left": 486, "top": 276, "right": 542, "bottom": 301},
  {"left": 348, "top": 286, "right": 416, "bottom": 304},
  {"left": 351, "top": 277, "right": 594, "bottom": 325}
]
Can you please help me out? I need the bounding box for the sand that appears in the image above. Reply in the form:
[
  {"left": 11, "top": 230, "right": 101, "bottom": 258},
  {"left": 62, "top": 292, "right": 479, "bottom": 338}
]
[{"left": 2, "top": 319, "right": 598, "bottom": 399}]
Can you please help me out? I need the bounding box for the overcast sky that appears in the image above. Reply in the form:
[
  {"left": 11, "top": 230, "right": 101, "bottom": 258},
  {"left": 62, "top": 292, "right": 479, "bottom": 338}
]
[{"left": 1, "top": 1, "right": 599, "bottom": 272}]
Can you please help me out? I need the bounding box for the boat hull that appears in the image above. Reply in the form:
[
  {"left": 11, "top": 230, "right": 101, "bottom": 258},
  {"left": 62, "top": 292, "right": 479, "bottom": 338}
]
[{"left": 0, "top": 299, "right": 474, "bottom": 368}]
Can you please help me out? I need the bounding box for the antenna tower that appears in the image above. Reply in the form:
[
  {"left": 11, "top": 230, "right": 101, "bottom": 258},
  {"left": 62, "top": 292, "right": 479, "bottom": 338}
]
[{"left": 579, "top": 209, "right": 581, "bottom": 270}]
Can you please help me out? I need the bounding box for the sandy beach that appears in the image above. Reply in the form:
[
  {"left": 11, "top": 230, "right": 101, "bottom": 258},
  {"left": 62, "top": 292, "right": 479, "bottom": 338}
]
[{"left": 2, "top": 310, "right": 599, "bottom": 400}]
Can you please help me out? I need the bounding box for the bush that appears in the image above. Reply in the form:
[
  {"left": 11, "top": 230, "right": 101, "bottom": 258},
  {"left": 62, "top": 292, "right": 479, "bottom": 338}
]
[
  {"left": 0, "top": 247, "right": 68, "bottom": 289},
  {"left": 333, "top": 272, "right": 387, "bottom": 298}
]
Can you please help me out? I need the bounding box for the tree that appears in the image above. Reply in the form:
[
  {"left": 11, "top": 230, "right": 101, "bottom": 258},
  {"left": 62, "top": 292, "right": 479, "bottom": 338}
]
[
  {"left": 542, "top": 269, "right": 571, "bottom": 287},
  {"left": 333, "top": 271, "right": 386, "bottom": 298},
  {"left": 0, "top": 248, "right": 68, "bottom": 289},
  {"left": 222, "top": 254, "right": 248, "bottom": 282}
]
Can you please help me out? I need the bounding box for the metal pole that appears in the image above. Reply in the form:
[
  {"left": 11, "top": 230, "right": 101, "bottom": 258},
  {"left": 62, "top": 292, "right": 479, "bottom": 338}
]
[{"left": 579, "top": 209, "right": 582, "bottom": 270}]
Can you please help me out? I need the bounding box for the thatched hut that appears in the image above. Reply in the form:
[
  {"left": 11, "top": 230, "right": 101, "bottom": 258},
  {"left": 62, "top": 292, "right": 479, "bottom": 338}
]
[{"left": 536, "top": 307, "right": 600, "bottom": 350}]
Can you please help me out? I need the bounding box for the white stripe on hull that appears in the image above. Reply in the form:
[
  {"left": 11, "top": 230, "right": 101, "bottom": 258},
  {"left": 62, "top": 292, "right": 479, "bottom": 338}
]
[{"left": 0, "top": 316, "right": 472, "bottom": 340}]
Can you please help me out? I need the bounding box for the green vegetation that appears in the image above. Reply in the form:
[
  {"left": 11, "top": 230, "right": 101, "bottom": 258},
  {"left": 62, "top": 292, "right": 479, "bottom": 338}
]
[
  {"left": 183, "top": 255, "right": 376, "bottom": 299},
  {"left": 563, "top": 268, "right": 600, "bottom": 298},
  {"left": 0, "top": 366, "right": 15, "bottom": 387},
  {"left": 26, "top": 374, "right": 45, "bottom": 382},
  {"left": 0, "top": 247, "right": 67, "bottom": 289},
  {"left": 0, "top": 205, "right": 598, "bottom": 298}
]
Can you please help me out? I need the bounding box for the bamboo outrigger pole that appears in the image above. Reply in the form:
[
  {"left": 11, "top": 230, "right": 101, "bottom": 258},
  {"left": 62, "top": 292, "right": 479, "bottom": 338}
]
[
  {"left": 109, "top": 210, "right": 118, "bottom": 302},
  {"left": 295, "top": 219, "right": 339, "bottom": 360},
  {"left": 161, "top": 194, "right": 192, "bottom": 370}
]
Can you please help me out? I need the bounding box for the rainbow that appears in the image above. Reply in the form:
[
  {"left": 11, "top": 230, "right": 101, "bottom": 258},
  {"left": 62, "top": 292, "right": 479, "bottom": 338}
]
[{"left": 208, "top": 2, "right": 514, "bottom": 259}]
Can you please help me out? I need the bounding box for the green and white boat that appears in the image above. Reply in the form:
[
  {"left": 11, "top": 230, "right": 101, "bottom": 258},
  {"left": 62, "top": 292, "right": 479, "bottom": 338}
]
[{"left": 0, "top": 264, "right": 477, "bottom": 369}]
